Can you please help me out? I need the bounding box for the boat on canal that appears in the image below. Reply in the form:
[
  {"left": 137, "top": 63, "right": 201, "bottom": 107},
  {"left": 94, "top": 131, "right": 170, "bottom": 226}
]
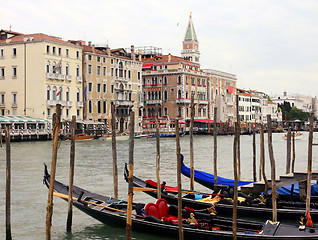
[
  {"left": 43, "top": 165, "right": 318, "bottom": 239},
  {"left": 65, "top": 133, "right": 94, "bottom": 141}
]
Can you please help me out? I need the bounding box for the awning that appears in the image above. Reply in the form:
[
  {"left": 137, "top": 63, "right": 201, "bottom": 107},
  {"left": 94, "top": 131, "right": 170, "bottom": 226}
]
[
  {"left": 194, "top": 119, "right": 220, "bottom": 123},
  {"left": 227, "top": 85, "right": 233, "bottom": 93},
  {"left": 0, "top": 116, "right": 48, "bottom": 123},
  {"left": 142, "top": 64, "right": 153, "bottom": 69}
]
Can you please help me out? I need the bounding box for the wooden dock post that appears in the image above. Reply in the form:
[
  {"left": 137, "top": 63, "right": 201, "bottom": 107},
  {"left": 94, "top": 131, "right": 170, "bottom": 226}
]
[
  {"left": 236, "top": 95, "right": 241, "bottom": 180},
  {"left": 126, "top": 111, "right": 135, "bottom": 240},
  {"left": 66, "top": 116, "right": 76, "bottom": 232},
  {"left": 306, "top": 112, "right": 314, "bottom": 211},
  {"left": 260, "top": 124, "right": 268, "bottom": 193},
  {"left": 111, "top": 104, "right": 118, "bottom": 199},
  {"left": 232, "top": 122, "right": 238, "bottom": 240},
  {"left": 253, "top": 126, "right": 256, "bottom": 182},
  {"left": 213, "top": 107, "right": 218, "bottom": 188},
  {"left": 292, "top": 131, "right": 296, "bottom": 173},
  {"left": 46, "top": 104, "right": 61, "bottom": 240},
  {"left": 286, "top": 127, "right": 291, "bottom": 174},
  {"left": 190, "top": 97, "right": 195, "bottom": 191},
  {"left": 267, "top": 115, "right": 277, "bottom": 222},
  {"left": 155, "top": 104, "right": 161, "bottom": 199},
  {"left": 5, "top": 126, "right": 12, "bottom": 240},
  {"left": 175, "top": 119, "right": 184, "bottom": 240}
]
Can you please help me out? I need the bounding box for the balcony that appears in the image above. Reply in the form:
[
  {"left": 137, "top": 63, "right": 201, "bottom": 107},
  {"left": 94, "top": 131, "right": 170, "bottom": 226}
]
[
  {"left": 176, "top": 98, "right": 191, "bottom": 104},
  {"left": 65, "top": 75, "right": 72, "bottom": 82},
  {"left": 227, "top": 101, "right": 234, "bottom": 106},
  {"left": 76, "top": 76, "right": 83, "bottom": 83},
  {"left": 46, "top": 73, "right": 57, "bottom": 80},
  {"left": 146, "top": 99, "right": 162, "bottom": 105},
  {"left": 198, "top": 99, "right": 208, "bottom": 105},
  {"left": 57, "top": 74, "right": 65, "bottom": 81},
  {"left": 115, "top": 100, "right": 134, "bottom": 107},
  {"left": 47, "top": 100, "right": 66, "bottom": 107},
  {"left": 77, "top": 101, "right": 83, "bottom": 107},
  {"left": 66, "top": 101, "right": 73, "bottom": 107}
]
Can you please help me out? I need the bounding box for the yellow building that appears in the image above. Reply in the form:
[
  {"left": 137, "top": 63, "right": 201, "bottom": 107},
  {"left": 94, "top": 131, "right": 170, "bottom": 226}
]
[
  {"left": 82, "top": 42, "right": 143, "bottom": 133},
  {"left": 0, "top": 30, "right": 83, "bottom": 121}
]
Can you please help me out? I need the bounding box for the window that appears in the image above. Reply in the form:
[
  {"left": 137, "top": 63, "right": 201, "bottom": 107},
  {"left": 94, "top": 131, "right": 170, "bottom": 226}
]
[
  {"left": 103, "top": 100, "right": 106, "bottom": 113},
  {"left": 177, "top": 76, "right": 181, "bottom": 84},
  {"left": 76, "top": 51, "right": 80, "bottom": 59},
  {"left": 77, "top": 91, "right": 80, "bottom": 102},
  {"left": 128, "top": 70, "right": 131, "bottom": 79},
  {"left": 66, "top": 49, "right": 69, "bottom": 57},
  {"left": 0, "top": 49, "right": 4, "bottom": 58},
  {"left": 111, "top": 59, "right": 114, "bottom": 64},
  {"left": 103, "top": 57, "right": 106, "bottom": 63},
  {"left": 52, "top": 46, "right": 56, "bottom": 55},
  {"left": 76, "top": 66, "right": 80, "bottom": 77},
  {"left": 65, "top": 65, "right": 69, "bottom": 75},
  {"left": 88, "top": 65, "right": 92, "bottom": 74},
  {"left": 12, "top": 67, "right": 17, "bottom": 78},
  {"left": 177, "top": 90, "right": 182, "bottom": 98},
  {"left": 77, "top": 109, "right": 80, "bottom": 117},
  {"left": 164, "top": 90, "right": 168, "bottom": 100},
  {"left": 66, "top": 109, "right": 69, "bottom": 117},
  {"left": 97, "top": 83, "right": 101, "bottom": 92},
  {"left": 47, "top": 108, "right": 51, "bottom": 117},
  {"left": 58, "top": 48, "right": 62, "bottom": 56},
  {"left": 1, "top": 93, "right": 5, "bottom": 104},
  {"left": 103, "top": 67, "right": 106, "bottom": 76},
  {"left": 191, "top": 77, "right": 195, "bottom": 85},
  {"left": 46, "top": 45, "right": 50, "bottom": 54},
  {"left": 111, "top": 85, "right": 114, "bottom": 93},
  {"left": 164, "top": 107, "right": 168, "bottom": 116},
  {"left": 97, "top": 101, "right": 101, "bottom": 113},
  {"left": 103, "top": 84, "right": 106, "bottom": 93},
  {"left": 88, "top": 82, "right": 92, "bottom": 92},
  {"left": 52, "top": 87, "right": 57, "bottom": 100},
  {"left": 47, "top": 87, "right": 50, "bottom": 100},
  {"left": 58, "top": 87, "right": 63, "bottom": 100},
  {"left": 111, "top": 68, "right": 114, "bottom": 77},
  {"left": 138, "top": 72, "right": 141, "bottom": 80},
  {"left": 97, "top": 66, "right": 101, "bottom": 75},
  {"left": 97, "top": 56, "right": 100, "bottom": 62},
  {"left": 178, "top": 107, "right": 181, "bottom": 116},
  {"left": 66, "top": 90, "right": 69, "bottom": 101},
  {"left": 88, "top": 54, "right": 92, "bottom": 61},
  {"left": 163, "top": 76, "right": 167, "bottom": 85},
  {"left": 12, "top": 48, "right": 17, "bottom": 57},
  {"left": 88, "top": 100, "right": 92, "bottom": 113}
]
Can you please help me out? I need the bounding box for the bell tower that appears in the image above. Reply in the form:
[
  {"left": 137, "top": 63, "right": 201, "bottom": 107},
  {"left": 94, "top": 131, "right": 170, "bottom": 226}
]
[{"left": 181, "top": 13, "right": 200, "bottom": 64}]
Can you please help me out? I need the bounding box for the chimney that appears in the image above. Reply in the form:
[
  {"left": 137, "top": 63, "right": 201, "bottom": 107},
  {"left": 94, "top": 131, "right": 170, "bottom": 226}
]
[
  {"left": 283, "top": 91, "right": 287, "bottom": 97},
  {"left": 88, "top": 41, "right": 92, "bottom": 47},
  {"left": 131, "top": 45, "right": 135, "bottom": 61},
  {"left": 106, "top": 47, "right": 111, "bottom": 56},
  {"left": 92, "top": 44, "right": 95, "bottom": 53},
  {"left": 138, "top": 49, "right": 142, "bottom": 62},
  {"left": 168, "top": 53, "right": 171, "bottom": 62}
]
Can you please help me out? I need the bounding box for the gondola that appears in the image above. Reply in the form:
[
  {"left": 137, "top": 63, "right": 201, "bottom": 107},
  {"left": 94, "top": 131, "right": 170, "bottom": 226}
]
[
  {"left": 43, "top": 166, "right": 318, "bottom": 239},
  {"left": 124, "top": 164, "right": 318, "bottom": 221},
  {"left": 180, "top": 154, "right": 318, "bottom": 201}
]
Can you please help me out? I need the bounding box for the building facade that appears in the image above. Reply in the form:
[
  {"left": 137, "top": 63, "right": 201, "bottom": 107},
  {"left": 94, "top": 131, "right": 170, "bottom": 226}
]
[
  {"left": 82, "top": 42, "right": 143, "bottom": 133},
  {"left": 0, "top": 30, "right": 83, "bottom": 121}
]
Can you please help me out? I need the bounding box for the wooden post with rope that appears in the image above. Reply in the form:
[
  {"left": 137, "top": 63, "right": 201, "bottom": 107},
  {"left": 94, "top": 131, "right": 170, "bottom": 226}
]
[
  {"left": 111, "top": 104, "right": 118, "bottom": 199},
  {"left": 232, "top": 121, "right": 238, "bottom": 240},
  {"left": 236, "top": 95, "right": 241, "bottom": 180},
  {"left": 155, "top": 104, "right": 161, "bottom": 199},
  {"left": 5, "top": 126, "right": 12, "bottom": 240},
  {"left": 213, "top": 107, "right": 218, "bottom": 188},
  {"left": 66, "top": 116, "right": 76, "bottom": 232},
  {"left": 260, "top": 124, "right": 268, "bottom": 193},
  {"left": 46, "top": 104, "right": 61, "bottom": 240},
  {"left": 306, "top": 113, "right": 314, "bottom": 212},
  {"left": 190, "top": 96, "right": 195, "bottom": 191},
  {"left": 176, "top": 119, "right": 184, "bottom": 240},
  {"left": 286, "top": 127, "right": 291, "bottom": 174},
  {"left": 126, "top": 110, "right": 135, "bottom": 240},
  {"left": 267, "top": 114, "right": 277, "bottom": 222},
  {"left": 253, "top": 126, "right": 256, "bottom": 182}
]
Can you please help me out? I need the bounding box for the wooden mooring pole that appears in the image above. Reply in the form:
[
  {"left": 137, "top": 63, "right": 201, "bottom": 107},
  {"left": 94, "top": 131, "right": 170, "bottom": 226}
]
[
  {"left": 190, "top": 97, "right": 195, "bottom": 191},
  {"left": 126, "top": 111, "right": 135, "bottom": 240},
  {"left": 46, "top": 104, "right": 61, "bottom": 240},
  {"left": 5, "top": 126, "right": 12, "bottom": 240},
  {"left": 213, "top": 107, "right": 218, "bottom": 189},
  {"left": 66, "top": 116, "right": 76, "bottom": 232},
  {"left": 253, "top": 126, "right": 256, "bottom": 182},
  {"left": 236, "top": 95, "right": 241, "bottom": 180},
  {"left": 155, "top": 104, "right": 161, "bottom": 199},
  {"left": 290, "top": 131, "right": 296, "bottom": 200},
  {"left": 286, "top": 127, "right": 291, "bottom": 174},
  {"left": 260, "top": 124, "right": 268, "bottom": 193},
  {"left": 176, "top": 119, "right": 184, "bottom": 240},
  {"left": 111, "top": 104, "right": 118, "bottom": 199},
  {"left": 232, "top": 122, "right": 238, "bottom": 240},
  {"left": 267, "top": 115, "right": 277, "bottom": 222},
  {"left": 306, "top": 113, "right": 314, "bottom": 211}
]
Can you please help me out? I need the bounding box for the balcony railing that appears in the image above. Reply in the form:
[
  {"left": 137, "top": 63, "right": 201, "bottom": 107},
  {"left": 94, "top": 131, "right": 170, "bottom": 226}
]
[
  {"left": 176, "top": 98, "right": 191, "bottom": 104},
  {"left": 65, "top": 75, "right": 72, "bottom": 82},
  {"left": 198, "top": 99, "right": 208, "bottom": 105},
  {"left": 58, "top": 74, "right": 65, "bottom": 81},
  {"left": 146, "top": 99, "right": 162, "bottom": 105},
  {"left": 115, "top": 100, "right": 134, "bottom": 107},
  {"left": 47, "top": 100, "right": 66, "bottom": 107},
  {"left": 66, "top": 101, "right": 73, "bottom": 107},
  {"left": 76, "top": 76, "right": 83, "bottom": 83},
  {"left": 77, "top": 101, "right": 83, "bottom": 107}
]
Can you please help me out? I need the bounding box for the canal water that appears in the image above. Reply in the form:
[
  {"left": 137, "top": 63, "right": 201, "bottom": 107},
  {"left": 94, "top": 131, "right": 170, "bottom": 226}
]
[{"left": 0, "top": 132, "right": 318, "bottom": 239}]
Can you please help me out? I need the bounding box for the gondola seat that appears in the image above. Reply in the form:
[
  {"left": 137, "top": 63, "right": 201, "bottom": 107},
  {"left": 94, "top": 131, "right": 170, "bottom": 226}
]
[
  {"left": 145, "top": 180, "right": 178, "bottom": 192},
  {"left": 156, "top": 198, "right": 179, "bottom": 223},
  {"left": 145, "top": 203, "right": 160, "bottom": 219}
]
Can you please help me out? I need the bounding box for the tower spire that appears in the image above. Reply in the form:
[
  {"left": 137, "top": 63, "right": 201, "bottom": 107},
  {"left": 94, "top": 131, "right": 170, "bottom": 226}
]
[{"left": 181, "top": 13, "right": 200, "bottom": 64}]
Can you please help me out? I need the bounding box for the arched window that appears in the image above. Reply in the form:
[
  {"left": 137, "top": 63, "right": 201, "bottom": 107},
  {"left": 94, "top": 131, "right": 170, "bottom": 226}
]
[
  {"left": 152, "top": 108, "right": 155, "bottom": 117},
  {"left": 52, "top": 86, "right": 57, "bottom": 100},
  {"left": 158, "top": 91, "right": 161, "bottom": 99},
  {"left": 52, "top": 62, "right": 56, "bottom": 74},
  {"left": 178, "top": 90, "right": 182, "bottom": 99},
  {"left": 143, "top": 108, "right": 146, "bottom": 116},
  {"left": 65, "top": 65, "right": 69, "bottom": 76},
  {"left": 164, "top": 107, "right": 168, "bottom": 116},
  {"left": 119, "top": 62, "right": 123, "bottom": 77},
  {"left": 128, "top": 93, "right": 131, "bottom": 101},
  {"left": 88, "top": 100, "right": 92, "bottom": 113},
  {"left": 177, "top": 76, "right": 181, "bottom": 84},
  {"left": 58, "top": 87, "right": 63, "bottom": 100},
  {"left": 164, "top": 90, "right": 168, "bottom": 101},
  {"left": 178, "top": 107, "right": 181, "bottom": 116},
  {"left": 159, "top": 108, "right": 162, "bottom": 117},
  {"left": 143, "top": 92, "right": 146, "bottom": 102},
  {"left": 46, "top": 62, "right": 50, "bottom": 73},
  {"left": 47, "top": 86, "right": 51, "bottom": 100},
  {"left": 76, "top": 65, "right": 80, "bottom": 77},
  {"left": 148, "top": 108, "right": 151, "bottom": 117},
  {"left": 155, "top": 91, "right": 158, "bottom": 100},
  {"left": 148, "top": 92, "right": 150, "bottom": 100},
  {"left": 66, "top": 88, "right": 70, "bottom": 101},
  {"left": 163, "top": 76, "right": 167, "bottom": 85}
]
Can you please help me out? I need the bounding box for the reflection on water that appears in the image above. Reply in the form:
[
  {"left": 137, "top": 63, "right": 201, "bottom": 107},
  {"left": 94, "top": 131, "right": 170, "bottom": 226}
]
[{"left": 0, "top": 132, "right": 317, "bottom": 239}]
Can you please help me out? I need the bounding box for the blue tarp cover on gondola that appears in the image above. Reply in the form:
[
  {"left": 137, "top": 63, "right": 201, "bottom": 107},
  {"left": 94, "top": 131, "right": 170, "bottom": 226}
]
[
  {"left": 268, "top": 183, "right": 318, "bottom": 196},
  {"left": 181, "top": 154, "right": 254, "bottom": 187}
]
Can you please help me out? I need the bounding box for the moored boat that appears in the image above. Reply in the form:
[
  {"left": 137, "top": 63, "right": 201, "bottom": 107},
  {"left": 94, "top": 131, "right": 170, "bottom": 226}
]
[
  {"left": 283, "top": 133, "right": 303, "bottom": 140},
  {"left": 65, "top": 133, "right": 94, "bottom": 141},
  {"left": 99, "top": 133, "right": 129, "bottom": 141},
  {"left": 43, "top": 166, "right": 318, "bottom": 239}
]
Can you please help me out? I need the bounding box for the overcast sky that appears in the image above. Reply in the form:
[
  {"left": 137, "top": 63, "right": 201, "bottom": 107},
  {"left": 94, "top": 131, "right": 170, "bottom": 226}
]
[{"left": 3, "top": 0, "right": 318, "bottom": 97}]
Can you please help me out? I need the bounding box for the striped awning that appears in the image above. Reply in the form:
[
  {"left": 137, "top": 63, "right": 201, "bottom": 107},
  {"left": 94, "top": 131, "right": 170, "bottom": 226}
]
[{"left": 0, "top": 116, "right": 48, "bottom": 123}]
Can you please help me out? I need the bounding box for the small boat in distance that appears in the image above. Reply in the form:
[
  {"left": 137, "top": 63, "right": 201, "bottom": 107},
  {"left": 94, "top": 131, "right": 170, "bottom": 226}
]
[
  {"left": 99, "top": 132, "right": 129, "bottom": 141},
  {"left": 65, "top": 133, "right": 94, "bottom": 141},
  {"left": 283, "top": 132, "right": 303, "bottom": 140}
]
